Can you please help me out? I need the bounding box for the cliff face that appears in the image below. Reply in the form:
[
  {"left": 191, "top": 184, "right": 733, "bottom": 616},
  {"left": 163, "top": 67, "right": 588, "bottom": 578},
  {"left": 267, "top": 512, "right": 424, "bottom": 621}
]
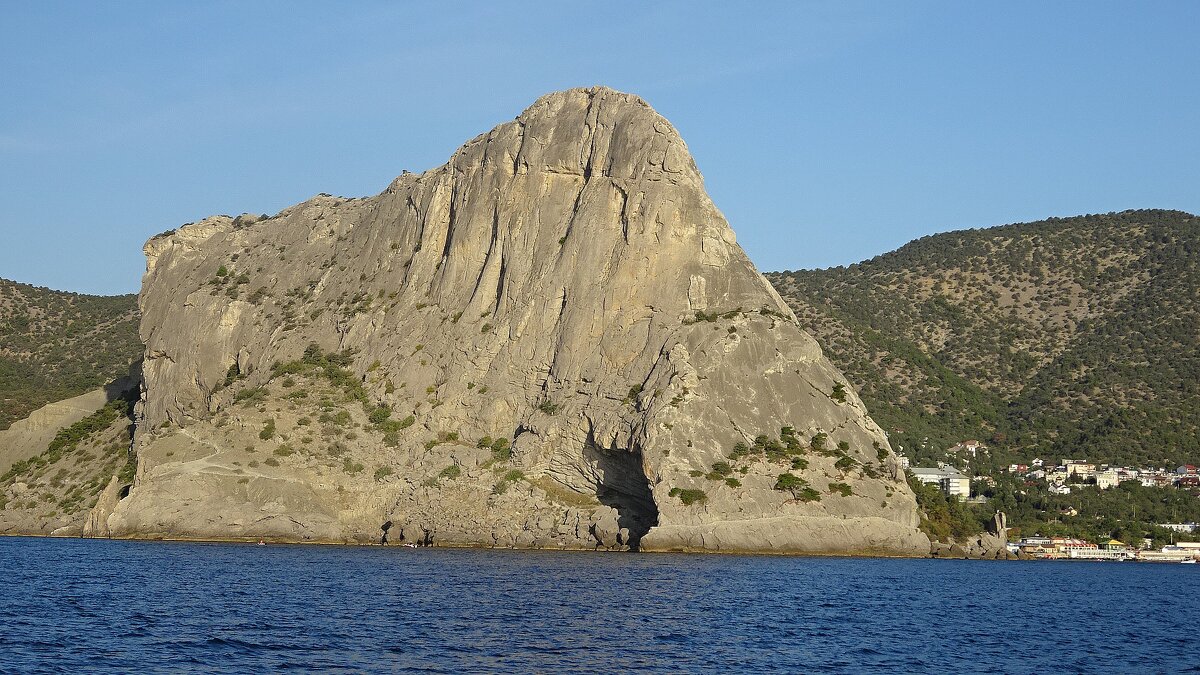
[{"left": 91, "top": 87, "right": 927, "bottom": 555}]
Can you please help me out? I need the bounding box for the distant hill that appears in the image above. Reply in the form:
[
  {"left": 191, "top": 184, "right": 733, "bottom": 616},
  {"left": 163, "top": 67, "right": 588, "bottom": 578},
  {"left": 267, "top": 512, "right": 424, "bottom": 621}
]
[
  {"left": 768, "top": 209, "right": 1200, "bottom": 471},
  {"left": 0, "top": 278, "right": 141, "bottom": 429}
]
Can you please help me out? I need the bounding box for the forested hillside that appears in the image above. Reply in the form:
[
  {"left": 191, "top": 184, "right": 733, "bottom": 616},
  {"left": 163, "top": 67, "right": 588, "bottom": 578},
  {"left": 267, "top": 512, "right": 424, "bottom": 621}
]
[
  {"left": 0, "top": 279, "right": 141, "bottom": 429},
  {"left": 768, "top": 209, "right": 1200, "bottom": 472}
]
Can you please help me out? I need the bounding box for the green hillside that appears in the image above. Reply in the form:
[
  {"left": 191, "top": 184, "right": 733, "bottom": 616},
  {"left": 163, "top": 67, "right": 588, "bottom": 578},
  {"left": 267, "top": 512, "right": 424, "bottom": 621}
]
[
  {"left": 0, "top": 279, "right": 141, "bottom": 429},
  {"left": 767, "top": 209, "right": 1200, "bottom": 473}
]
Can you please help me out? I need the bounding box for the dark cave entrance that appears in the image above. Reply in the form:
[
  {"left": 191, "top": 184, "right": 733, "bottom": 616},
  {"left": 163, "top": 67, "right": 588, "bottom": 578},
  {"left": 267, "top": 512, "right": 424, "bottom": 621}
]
[{"left": 585, "top": 444, "right": 659, "bottom": 551}]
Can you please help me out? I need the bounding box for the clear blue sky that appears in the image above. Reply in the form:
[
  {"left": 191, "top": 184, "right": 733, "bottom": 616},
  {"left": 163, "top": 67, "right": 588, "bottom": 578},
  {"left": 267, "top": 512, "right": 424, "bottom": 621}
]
[{"left": 2, "top": 1, "right": 1197, "bottom": 295}]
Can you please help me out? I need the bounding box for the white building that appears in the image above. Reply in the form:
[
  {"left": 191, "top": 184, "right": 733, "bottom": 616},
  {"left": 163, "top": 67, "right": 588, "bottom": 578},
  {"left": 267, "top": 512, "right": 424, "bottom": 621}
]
[
  {"left": 1096, "top": 469, "right": 1120, "bottom": 490},
  {"left": 1063, "top": 460, "right": 1096, "bottom": 479},
  {"left": 910, "top": 464, "right": 970, "bottom": 499}
]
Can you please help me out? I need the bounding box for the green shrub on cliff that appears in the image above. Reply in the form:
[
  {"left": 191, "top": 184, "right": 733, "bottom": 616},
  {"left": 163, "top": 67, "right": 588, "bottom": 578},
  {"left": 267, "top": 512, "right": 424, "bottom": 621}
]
[
  {"left": 491, "top": 469, "right": 525, "bottom": 495},
  {"left": 236, "top": 387, "right": 268, "bottom": 405},
  {"left": 774, "top": 473, "right": 820, "bottom": 502},
  {"left": 834, "top": 455, "right": 857, "bottom": 472},
  {"left": 490, "top": 437, "right": 512, "bottom": 461},
  {"left": 810, "top": 432, "right": 828, "bottom": 453},
  {"left": 368, "top": 405, "right": 392, "bottom": 425},
  {"left": 829, "top": 482, "right": 853, "bottom": 497},
  {"left": 668, "top": 487, "right": 708, "bottom": 505}
]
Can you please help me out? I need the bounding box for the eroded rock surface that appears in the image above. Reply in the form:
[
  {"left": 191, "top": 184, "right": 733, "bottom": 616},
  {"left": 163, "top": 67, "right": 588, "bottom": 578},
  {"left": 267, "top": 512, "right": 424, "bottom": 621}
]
[{"left": 93, "top": 86, "right": 928, "bottom": 555}]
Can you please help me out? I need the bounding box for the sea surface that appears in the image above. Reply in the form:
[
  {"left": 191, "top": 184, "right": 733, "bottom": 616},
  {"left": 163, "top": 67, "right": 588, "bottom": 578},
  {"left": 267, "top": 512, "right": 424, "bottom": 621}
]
[{"left": 0, "top": 537, "right": 1196, "bottom": 673}]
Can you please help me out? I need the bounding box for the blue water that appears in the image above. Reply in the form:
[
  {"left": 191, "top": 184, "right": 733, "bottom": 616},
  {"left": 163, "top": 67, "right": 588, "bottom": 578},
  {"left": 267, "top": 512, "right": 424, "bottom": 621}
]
[{"left": 1, "top": 538, "right": 1197, "bottom": 673}]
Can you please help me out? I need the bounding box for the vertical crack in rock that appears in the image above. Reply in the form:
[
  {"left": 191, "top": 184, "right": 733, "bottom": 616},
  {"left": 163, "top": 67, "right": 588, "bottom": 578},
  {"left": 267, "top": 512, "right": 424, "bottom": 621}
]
[
  {"left": 469, "top": 203, "right": 501, "bottom": 304},
  {"left": 614, "top": 180, "right": 630, "bottom": 243},
  {"left": 493, "top": 254, "right": 507, "bottom": 314}
]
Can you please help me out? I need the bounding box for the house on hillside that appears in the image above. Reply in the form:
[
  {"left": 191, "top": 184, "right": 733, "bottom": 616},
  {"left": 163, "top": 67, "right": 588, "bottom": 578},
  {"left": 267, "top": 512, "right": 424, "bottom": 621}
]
[
  {"left": 948, "top": 440, "right": 985, "bottom": 458},
  {"left": 1096, "top": 469, "right": 1120, "bottom": 490},
  {"left": 1063, "top": 460, "right": 1096, "bottom": 479}
]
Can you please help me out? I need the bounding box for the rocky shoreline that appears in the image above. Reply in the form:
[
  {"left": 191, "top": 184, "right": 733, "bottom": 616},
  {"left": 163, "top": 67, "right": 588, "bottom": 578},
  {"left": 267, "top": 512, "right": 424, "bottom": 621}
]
[{"left": 0, "top": 530, "right": 952, "bottom": 559}]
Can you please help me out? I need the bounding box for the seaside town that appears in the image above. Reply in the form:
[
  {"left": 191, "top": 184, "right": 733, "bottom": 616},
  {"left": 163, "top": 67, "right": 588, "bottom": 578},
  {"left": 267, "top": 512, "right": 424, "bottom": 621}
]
[{"left": 903, "top": 440, "right": 1200, "bottom": 563}]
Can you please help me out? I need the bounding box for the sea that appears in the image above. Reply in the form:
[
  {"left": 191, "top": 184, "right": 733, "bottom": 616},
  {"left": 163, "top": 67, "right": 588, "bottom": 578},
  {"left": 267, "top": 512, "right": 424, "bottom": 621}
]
[{"left": 0, "top": 537, "right": 1196, "bottom": 673}]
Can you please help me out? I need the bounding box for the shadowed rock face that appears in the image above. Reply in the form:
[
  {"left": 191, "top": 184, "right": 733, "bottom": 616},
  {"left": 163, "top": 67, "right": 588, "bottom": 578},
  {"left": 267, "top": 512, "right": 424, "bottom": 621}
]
[{"left": 94, "top": 87, "right": 928, "bottom": 555}]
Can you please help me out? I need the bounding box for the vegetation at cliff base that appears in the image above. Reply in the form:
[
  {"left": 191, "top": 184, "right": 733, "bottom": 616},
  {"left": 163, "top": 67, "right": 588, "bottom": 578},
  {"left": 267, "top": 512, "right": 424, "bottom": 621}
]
[{"left": 906, "top": 474, "right": 986, "bottom": 541}]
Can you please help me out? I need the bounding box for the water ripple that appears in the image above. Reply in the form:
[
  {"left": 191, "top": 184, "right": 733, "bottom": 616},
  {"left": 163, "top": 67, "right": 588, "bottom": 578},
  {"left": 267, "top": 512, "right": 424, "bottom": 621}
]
[{"left": 0, "top": 538, "right": 1197, "bottom": 672}]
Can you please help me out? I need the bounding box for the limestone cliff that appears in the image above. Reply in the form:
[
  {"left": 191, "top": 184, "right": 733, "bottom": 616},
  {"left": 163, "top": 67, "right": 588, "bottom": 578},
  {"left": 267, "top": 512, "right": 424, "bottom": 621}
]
[{"left": 90, "top": 87, "right": 928, "bottom": 555}]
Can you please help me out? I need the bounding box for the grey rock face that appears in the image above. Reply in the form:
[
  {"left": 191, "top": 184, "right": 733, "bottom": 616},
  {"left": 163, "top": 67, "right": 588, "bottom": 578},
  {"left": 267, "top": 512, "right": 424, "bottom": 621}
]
[{"left": 99, "top": 87, "right": 928, "bottom": 555}]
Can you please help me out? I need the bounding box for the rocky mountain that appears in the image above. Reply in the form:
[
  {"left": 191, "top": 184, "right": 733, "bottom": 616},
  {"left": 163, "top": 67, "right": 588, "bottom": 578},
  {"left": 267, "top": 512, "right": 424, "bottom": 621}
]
[
  {"left": 767, "top": 209, "right": 1200, "bottom": 470},
  {"left": 79, "top": 87, "right": 927, "bottom": 555},
  {"left": 0, "top": 279, "right": 140, "bottom": 429}
]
